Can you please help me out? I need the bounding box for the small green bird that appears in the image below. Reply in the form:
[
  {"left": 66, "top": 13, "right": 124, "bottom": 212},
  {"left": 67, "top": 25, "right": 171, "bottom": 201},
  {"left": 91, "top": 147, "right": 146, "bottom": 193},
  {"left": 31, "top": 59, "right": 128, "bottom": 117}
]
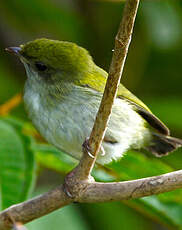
[{"left": 6, "top": 38, "right": 182, "bottom": 164}]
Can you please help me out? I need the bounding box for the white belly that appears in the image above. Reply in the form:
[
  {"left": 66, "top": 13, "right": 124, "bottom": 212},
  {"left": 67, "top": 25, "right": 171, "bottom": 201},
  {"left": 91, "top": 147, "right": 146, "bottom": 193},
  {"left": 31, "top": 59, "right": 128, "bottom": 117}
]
[{"left": 24, "top": 85, "right": 151, "bottom": 165}]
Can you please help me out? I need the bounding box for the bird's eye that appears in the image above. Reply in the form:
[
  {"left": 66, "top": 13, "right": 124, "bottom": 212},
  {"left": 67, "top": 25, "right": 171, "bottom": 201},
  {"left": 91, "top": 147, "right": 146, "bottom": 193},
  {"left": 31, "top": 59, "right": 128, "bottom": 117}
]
[{"left": 35, "top": 62, "right": 47, "bottom": 71}]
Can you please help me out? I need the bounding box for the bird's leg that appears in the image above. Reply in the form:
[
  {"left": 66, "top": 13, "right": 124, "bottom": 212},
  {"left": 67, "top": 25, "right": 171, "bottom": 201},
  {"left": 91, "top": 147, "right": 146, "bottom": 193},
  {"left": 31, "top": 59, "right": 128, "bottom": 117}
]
[{"left": 83, "top": 138, "right": 105, "bottom": 156}]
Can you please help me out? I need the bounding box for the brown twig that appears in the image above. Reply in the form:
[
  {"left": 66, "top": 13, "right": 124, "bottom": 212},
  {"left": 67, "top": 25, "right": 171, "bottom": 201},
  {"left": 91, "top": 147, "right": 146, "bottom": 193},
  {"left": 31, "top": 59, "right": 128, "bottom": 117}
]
[
  {"left": 70, "top": 0, "right": 140, "bottom": 182},
  {"left": 1, "top": 170, "right": 182, "bottom": 229},
  {"left": 2, "top": 1, "right": 181, "bottom": 230},
  {"left": 0, "top": 185, "right": 72, "bottom": 230},
  {"left": 0, "top": 0, "right": 142, "bottom": 228}
]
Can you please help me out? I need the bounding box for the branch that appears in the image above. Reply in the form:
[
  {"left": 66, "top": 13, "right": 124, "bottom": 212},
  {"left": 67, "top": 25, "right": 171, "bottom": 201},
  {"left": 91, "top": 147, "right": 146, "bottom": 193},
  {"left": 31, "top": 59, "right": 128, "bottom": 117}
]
[
  {"left": 0, "top": 186, "right": 73, "bottom": 230},
  {"left": 2, "top": 0, "right": 181, "bottom": 229},
  {"left": 1, "top": 170, "right": 182, "bottom": 229},
  {"left": 79, "top": 170, "right": 182, "bottom": 202},
  {"left": 72, "top": 0, "right": 140, "bottom": 180}
]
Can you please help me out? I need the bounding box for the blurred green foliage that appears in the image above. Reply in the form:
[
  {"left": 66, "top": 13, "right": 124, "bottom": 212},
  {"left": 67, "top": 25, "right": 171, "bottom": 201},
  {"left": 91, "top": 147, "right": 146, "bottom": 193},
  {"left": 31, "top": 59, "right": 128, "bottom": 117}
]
[{"left": 0, "top": 0, "right": 182, "bottom": 229}]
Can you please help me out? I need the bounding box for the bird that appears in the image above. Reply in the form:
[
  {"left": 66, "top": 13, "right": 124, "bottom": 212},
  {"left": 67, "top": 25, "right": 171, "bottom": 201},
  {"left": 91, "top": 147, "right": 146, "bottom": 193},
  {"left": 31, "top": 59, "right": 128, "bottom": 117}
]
[{"left": 6, "top": 38, "right": 182, "bottom": 165}]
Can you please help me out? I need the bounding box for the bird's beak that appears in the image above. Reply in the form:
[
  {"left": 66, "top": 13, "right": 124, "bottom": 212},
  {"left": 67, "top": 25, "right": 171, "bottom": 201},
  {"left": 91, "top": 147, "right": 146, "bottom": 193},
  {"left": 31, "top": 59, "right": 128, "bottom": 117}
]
[{"left": 5, "top": 47, "right": 22, "bottom": 57}]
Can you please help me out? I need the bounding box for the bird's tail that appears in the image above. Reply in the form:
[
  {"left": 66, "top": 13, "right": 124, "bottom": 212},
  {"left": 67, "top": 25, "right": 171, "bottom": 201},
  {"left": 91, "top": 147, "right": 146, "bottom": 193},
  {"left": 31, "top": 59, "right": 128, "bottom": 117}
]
[{"left": 146, "top": 133, "right": 182, "bottom": 157}]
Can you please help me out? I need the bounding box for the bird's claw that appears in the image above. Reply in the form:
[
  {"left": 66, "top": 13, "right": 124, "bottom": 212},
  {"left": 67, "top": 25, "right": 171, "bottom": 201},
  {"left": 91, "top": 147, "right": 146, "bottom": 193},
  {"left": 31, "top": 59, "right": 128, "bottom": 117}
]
[
  {"left": 63, "top": 170, "right": 77, "bottom": 198},
  {"left": 63, "top": 182, "right": 74, "bottom": 198},
  {"left": 82, "top": 138, "right": 95, "bottom": 158}
]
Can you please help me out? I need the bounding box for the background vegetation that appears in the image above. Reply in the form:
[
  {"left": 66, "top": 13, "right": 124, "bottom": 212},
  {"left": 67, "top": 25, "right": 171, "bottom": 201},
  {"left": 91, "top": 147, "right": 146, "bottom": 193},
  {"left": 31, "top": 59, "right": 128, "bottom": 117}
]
[{"left": 0, "top": 0, "right": 182, "bottom": 229}]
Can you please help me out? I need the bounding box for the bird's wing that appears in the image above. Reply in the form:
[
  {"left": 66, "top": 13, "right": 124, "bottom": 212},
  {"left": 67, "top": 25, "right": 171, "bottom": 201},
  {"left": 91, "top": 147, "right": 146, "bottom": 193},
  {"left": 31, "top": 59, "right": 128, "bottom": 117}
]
[
  {"left": 118, "top": 96, "right": 170, "bottom": 135},
  {"left": 80, "top": 66, "right": 170, "bottom": 135},
  {"left": 117, "top": 83, "right": 150, "bottom": 112},
  {"left": 117, "top": 84, "right": 170, "bottom": 135}
]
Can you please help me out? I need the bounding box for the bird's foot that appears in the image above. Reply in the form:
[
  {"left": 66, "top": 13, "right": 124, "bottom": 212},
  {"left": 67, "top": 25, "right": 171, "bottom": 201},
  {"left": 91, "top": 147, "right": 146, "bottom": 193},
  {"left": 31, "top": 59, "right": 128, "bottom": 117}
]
[
  {"left": 82, "top": 138, "right": 95, "bottom": 159},
  {"left": 63, "top": 170, "right": 76, "bottom": 198},
  {"left": 63, "top": 181, "right": 73, "bottom": 198}
]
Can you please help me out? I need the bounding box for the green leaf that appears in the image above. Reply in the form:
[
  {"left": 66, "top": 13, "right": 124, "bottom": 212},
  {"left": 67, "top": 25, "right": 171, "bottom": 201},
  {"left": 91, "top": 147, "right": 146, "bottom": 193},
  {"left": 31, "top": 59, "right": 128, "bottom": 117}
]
[
  {"left": 106, "top": 151, "right": 182, "bottom": 229},
  {"left": 80, "top": 202, "right": 155, "bottom": 230},
  {"left": 35, "top": 145, "right": 182, "bottom": 228},
  {"left": 26, "top": 187, "right": 90, "bottom": 230},
  {"left": 107, "top": 150, "right": 173, "bottom": 180},
  {"left": 0, "top": 118, "right": 36, "bottom": 209},
  {"left": 33, "top": 143, "right": 77, "bottom": 173},
  {"left": 31, "top": 141, "right": 182, "bottom": 228},
  {"left": 4, "top": 116, "right": 182, "bottom": 228}
]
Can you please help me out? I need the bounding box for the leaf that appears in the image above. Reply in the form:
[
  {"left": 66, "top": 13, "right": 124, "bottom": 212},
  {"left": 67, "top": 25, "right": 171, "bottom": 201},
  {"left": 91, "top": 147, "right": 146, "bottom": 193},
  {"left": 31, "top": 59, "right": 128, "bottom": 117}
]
[
  {"left": 26, "top": 202, "right": 90, "bottom": 230},
  {"left": 32, "top": 144, "right": 77, "bottom": 174},
  {"left": 106, "top": 151, "right": 182, "bottom": 229},
  {"left": 107, "top": 150, "right": 173, "bottom": 180},
  {"left": 0, "top": 118, "right": 36, "bottom": 209},
  {"left": 33, "top": 142, "right": 182, "bottom": 228},
  {"left": 80, "top": 202, "right": 156, "bottom": 230},
  {"left": 35, "top": 145, "right": 182, "bottom": 228},
  {"left": 4, "top": 116, "right": 182, "bottom": 228}
]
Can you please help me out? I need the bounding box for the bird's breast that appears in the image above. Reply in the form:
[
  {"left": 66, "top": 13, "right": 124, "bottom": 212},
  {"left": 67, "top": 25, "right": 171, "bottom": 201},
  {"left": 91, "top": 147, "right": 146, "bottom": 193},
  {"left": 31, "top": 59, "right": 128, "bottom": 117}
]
[{"left": 23, "top": 83, "right": 151, "bottom": 164}]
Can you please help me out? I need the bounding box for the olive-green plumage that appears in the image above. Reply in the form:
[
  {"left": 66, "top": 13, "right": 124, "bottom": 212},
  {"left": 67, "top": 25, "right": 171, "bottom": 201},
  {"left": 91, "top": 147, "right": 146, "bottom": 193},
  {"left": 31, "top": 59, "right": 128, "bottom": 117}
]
[
  {"left": 7, "top": 38, "right": 182, "bottom": 164},
  {"left": 20, "top": 39, "right": 150, "bottom": 109}
]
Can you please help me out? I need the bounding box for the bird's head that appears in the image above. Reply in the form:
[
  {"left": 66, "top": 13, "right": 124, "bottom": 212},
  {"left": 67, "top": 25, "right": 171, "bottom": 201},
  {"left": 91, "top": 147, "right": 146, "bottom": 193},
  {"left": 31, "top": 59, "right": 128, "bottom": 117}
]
[{"left": 6, "top": 38, "right": 95, "bottom": 90}]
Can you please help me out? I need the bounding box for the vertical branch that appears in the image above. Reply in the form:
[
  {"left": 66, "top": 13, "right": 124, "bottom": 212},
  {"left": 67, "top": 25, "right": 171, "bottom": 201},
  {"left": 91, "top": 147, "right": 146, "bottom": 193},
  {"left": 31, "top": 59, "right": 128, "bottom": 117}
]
[{"left": 76, "top": 0, "right": 140, "bottom": 179}]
